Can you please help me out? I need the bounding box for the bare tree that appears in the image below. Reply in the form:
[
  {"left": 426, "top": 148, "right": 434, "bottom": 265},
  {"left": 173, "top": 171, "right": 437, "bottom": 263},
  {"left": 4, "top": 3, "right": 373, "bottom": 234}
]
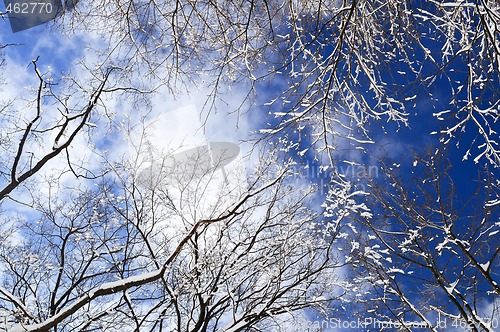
[
  {"left": 0, "top": 120, "right": 347, "bottom": 331},
  {"left": 338, "top": 147, "right": 500, "bottom": 331},
  {"left": 55, "top": 0, "right": 500, "bottom": 167},
  {"left": 1, "top": 0, "right": 499, "bottom": 330},
  {"left": 0, "top": 59, "right": 114, "bottom": 201}
]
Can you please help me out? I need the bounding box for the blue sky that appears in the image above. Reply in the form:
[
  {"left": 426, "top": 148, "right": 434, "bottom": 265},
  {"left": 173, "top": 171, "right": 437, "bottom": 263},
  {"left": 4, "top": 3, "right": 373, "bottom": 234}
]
[
  {"left": 246, "top": 3, "right": 500, "bottom": 329},
  {"left": 1, "top": 2, "right": 499, "bottom": 331}
]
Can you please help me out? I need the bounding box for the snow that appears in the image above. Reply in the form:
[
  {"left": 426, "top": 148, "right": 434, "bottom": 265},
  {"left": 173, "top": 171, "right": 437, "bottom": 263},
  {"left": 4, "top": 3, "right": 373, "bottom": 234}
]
[
  {"left": 444, "top": 279, "right": 459, "bottom": 295},
  {"left": 479, "top": 262, "right": 490, "bottom": 271},
  {"left": 52, "top": 141, "right": 64, "bottom": 150},
  {"left": 11, "top": 270, "right": 164, "bottom": 332},
  {"left": 387, "top": 268, "right": 404, "bottom": 274}
]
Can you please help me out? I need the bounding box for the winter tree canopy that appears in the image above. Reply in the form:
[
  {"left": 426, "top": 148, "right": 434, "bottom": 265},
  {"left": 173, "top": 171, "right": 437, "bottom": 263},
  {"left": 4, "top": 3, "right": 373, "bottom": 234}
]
[{"left": 0, "top": 0, "right": 499, "bottom": 331}]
